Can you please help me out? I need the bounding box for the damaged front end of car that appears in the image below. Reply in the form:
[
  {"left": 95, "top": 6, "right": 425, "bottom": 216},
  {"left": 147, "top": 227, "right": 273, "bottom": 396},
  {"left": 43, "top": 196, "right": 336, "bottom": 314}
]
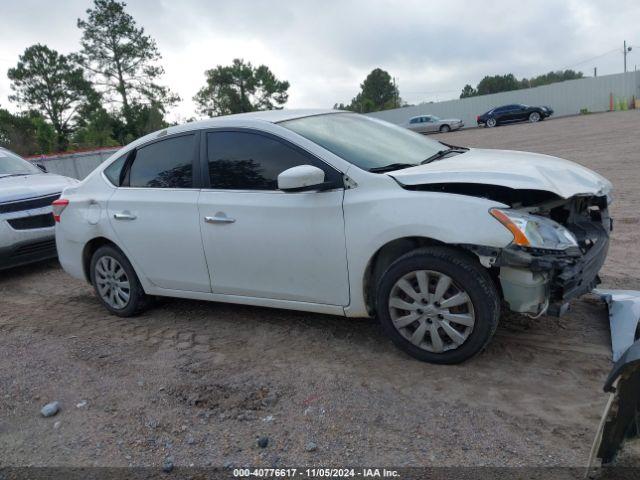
[
  {"left": 390, "top": 146, "right": 614, "bottom": 318},
  {"left": 474, "top": 189, "right": 611, "bottom": 316},
  {"left": 408, "top": 182, "right": 612, "bottom": 317}
]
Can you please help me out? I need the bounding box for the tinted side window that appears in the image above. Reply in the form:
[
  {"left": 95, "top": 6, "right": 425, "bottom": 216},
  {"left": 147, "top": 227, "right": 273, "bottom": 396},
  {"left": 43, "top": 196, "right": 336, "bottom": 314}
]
[
  {"left": 206, "top": 131, "right": 340, "bottom": 190},
  {"left": 129, "top": 135, "right": 196, "bottom": 188},
  {"left": 104, "top": 153, "right": 127, "bottom": 186}
]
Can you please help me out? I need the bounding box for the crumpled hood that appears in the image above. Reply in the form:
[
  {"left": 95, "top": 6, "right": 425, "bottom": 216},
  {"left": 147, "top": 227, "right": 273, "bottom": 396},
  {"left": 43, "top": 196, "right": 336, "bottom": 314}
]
[
  {"left": 0, "top": 173, "right": 78, "bottom": 203},
  {"left": 388, "top": 148, "right": 612, "bottom": 199}
]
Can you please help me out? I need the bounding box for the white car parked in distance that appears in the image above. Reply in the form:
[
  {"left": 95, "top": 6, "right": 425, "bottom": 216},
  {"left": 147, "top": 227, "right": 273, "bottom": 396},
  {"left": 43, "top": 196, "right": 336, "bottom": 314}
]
[
  {"left": 405, "top": 115, "right": 464, "bottom": 134},
  {"left": 54, "top": 110, "right": 612, "bottom": 363}
]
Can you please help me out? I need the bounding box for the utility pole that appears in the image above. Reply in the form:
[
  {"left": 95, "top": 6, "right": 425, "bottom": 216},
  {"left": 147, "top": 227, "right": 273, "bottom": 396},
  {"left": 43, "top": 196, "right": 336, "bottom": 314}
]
[
  {"left": 594, "top": 67, "right": 597, "bottom": 77},
  {"left": 393, "top": 77, "right": 399, "bottom": 108},
  {"left": 623, "top": 40, "right": 632, "bottom": 73}
]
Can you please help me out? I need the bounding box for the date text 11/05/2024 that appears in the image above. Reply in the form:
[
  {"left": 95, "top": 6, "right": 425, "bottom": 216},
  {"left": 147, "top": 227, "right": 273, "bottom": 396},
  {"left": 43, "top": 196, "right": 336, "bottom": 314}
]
[{"left": 232, "top": 468, "right": 400, "bottom": 478}]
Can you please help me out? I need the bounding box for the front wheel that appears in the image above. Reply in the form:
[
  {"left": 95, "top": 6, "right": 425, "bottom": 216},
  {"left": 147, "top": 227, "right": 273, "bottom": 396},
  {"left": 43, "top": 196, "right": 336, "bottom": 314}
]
[
  {"left": 375, "top": 247, "right": 500, "bottom": 364},
  {"left": 529, "top": 111, "right": 541, "bottom": 122},
  {"left": 439, "top": 124, "right": 451, "bottom": 133}
]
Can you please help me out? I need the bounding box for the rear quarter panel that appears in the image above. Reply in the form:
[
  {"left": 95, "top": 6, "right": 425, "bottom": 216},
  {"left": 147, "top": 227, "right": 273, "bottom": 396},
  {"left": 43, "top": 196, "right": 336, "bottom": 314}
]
[{"left": 55, "top": 174, "right": 121, "bottom": 283}]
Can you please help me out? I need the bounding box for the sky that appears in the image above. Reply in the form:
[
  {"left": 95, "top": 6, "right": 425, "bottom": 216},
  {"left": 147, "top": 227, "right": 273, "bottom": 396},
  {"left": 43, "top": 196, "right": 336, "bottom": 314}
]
[{"left": 1, "top": 0, "right": 639, "bottom": 122}]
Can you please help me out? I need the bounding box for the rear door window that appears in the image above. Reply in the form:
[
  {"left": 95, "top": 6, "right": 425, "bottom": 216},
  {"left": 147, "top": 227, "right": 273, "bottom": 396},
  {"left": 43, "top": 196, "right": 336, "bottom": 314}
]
[{"left": 128, "top": 134, "right": 197, "bottom": 188}]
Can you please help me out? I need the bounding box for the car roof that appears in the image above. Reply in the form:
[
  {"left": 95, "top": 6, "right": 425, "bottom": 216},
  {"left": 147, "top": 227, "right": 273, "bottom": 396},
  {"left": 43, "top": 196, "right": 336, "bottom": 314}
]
[
  {"left": 119, "top": 109, "right": 345, "bottom": 155},
  {"left": 187, "top": 108, "right": 340, "bottom": 128}
]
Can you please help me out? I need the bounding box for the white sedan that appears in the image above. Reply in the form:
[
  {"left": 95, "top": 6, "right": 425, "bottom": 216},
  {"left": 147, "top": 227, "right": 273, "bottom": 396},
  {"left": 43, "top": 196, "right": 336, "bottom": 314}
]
[
  {"left": 54, "top": 110, "right": 612, "bottom": 364},
  {"left": 405, "top": 115, "right": 464, "bottom": 134}
]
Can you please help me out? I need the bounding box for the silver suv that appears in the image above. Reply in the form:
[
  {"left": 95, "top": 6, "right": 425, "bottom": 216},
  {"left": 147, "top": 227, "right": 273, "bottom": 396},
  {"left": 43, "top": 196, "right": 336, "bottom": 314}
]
[{"left": 0, "top": 147, "right": 77, "bottom": 269}]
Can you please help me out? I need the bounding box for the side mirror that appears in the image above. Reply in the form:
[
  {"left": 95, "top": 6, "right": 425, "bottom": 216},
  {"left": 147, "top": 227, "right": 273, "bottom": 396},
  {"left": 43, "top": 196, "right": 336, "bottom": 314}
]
[
  {"left": 278, "top": 165, "right": 328, "bottom": 192},
  {"left": 36, "top": 163, "right": 47, "bottom": 173}
]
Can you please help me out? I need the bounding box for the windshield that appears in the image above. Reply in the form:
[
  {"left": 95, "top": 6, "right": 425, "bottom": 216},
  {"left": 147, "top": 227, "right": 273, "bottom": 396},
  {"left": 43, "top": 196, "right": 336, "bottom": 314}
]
[
  {"left": 280, "top": 113, "right": 446, "bottom": 172},
  {"left": 0, "top": 149, "right": 42, "bottom": 176}
]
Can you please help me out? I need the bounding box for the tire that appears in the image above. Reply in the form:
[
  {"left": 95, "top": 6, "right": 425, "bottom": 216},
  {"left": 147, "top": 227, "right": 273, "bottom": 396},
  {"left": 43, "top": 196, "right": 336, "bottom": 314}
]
[
  {"left": 90, "top": 245, "right": 149, "bottom": 317},
  {"left": 529, "top": 111, "right": 541, "bottom": 123},
  {"left": 439, "top": 124, "right": 451, "bottom": 133},
  {"left": 375, "top": 246, "right": 500, "bottom": 364},
  {"left": 486, "top": 117, "right": 497, "bottom": 128}
]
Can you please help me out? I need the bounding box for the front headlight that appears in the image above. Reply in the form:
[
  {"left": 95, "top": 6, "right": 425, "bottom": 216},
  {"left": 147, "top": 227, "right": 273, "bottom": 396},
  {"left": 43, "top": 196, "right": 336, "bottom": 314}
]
[{"left": 490, "top": 208, "right": 578, "bottom": 250}]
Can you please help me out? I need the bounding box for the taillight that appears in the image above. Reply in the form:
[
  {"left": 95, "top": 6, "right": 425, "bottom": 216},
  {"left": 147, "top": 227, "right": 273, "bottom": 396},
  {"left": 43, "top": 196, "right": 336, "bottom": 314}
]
[
  {"left": 476, "top": 115, "right": 480, "bottom": 121},
  {"left": 52, "top": 198, "right": 69, "bottom": 222}
]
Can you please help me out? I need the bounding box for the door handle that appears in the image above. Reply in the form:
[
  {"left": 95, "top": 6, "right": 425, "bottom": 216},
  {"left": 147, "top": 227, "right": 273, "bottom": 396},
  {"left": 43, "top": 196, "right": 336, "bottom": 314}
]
[
  {"left": 113, "top": 212, "right": 137, "bottom": 221},
  {"left": 204, "top": 214, "right": 235, "bottom": 224}
]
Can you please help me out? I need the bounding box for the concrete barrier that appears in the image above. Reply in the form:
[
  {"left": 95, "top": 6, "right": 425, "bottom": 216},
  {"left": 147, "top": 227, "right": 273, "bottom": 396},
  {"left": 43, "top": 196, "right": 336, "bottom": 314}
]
[{"left": 28, "top": 147, "right": 120, "bottom": 180}]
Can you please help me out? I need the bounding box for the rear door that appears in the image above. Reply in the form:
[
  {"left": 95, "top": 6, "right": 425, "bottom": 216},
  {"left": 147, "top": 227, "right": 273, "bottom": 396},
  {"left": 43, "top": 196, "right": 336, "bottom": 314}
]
[
  {"left": 107, "top": 132, "right": 211, "bottom": 293},
  {"left": 198, "top": 129, "right": 349, "bottom": 305},
  {"left": 422, "top": 116, "right": 436, "bottom": 133},
  {"left": 493, "top": 106, "right": 509, "bottom": 122},
  {"left": 407, "top": 117, "right": 421, "bottom": 132},
  {"left": 512, "top": 105, "right": 528, "bottom": 121},
  {"left": 502, "top": 105, "right": 521, "bottom": 122}
]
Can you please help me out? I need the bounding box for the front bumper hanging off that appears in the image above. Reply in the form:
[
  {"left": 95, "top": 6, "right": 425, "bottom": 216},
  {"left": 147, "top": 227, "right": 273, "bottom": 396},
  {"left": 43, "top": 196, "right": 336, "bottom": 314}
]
[{"left": 469, "top": 219, "right": 611, "bottom": 317}]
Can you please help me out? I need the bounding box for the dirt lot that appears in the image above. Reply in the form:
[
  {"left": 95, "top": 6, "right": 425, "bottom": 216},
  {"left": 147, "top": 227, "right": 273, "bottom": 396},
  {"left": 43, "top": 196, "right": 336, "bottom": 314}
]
[{"left": 1, "top": 110, "right": 639, "bottom": 469}]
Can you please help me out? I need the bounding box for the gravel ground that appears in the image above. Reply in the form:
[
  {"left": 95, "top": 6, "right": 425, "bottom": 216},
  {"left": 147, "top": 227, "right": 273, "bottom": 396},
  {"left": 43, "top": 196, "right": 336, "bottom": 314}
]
[{"left": 1, "top": 110, "right": 638, "bottom": 468}]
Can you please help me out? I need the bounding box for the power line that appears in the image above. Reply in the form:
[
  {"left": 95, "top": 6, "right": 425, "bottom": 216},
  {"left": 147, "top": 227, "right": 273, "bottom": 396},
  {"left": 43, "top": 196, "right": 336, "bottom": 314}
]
[
  {"left": 556, "top": 43, "right": 636, "bottom": 72},
  {"left": 557, "top": 47, "right": 621, "bottom": 71}
]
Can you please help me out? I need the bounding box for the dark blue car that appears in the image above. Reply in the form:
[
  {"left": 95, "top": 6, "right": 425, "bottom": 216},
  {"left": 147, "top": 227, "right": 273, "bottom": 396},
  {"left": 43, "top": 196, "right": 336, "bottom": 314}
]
[{"left": 477, "top": 104, "right": 553, "bottom": 128}]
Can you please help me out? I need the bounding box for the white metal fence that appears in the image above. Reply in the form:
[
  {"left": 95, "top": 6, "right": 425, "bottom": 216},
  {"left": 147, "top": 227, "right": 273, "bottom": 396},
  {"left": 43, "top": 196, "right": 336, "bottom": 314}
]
[{"left": 368, "top": 71, "right": 640, "bottom": 127}]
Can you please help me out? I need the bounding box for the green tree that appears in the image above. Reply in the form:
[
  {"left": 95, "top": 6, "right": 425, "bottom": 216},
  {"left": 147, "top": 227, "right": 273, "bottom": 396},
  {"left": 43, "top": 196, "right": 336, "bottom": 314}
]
[
  {"left": 476, "top": 73, "right": 521, "bottom": 96},
  {"left": 103, "top": 102, "right": 169, "bottom": 145},
  {"left": 463, "top": 70, "right": 584, "bottom": 98},
  {"left": 459, "top": 84, "right": 477, "bottom": 98},
  {"left": 0, "top": 108, "right": 56, "bottom": 156},
  {"left": 359, "top": 68, "right": 400, "bottom": 111},
  {"left": 340, "top": 68, "right": 401, "bottom": 113},
  {"left": 72, "top": 107, "right": 119, "bottom": 149},
  {"left": 76, "top": 0, "right": 179, "bottom": 137},
  {"left": 527, "top": 69, "right": 583, "bottom": 88},
  {"left": 7, "top": 44, "right": 96, "bottom": 151},
  {"left": 194, "top": 59, "right": 289, "bottom": 117}
]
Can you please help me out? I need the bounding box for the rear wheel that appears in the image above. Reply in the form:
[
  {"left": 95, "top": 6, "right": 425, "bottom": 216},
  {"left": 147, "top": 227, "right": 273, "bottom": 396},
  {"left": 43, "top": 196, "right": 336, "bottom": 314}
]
[
  {"left": 486, "top": 117, "right": 497, "bottom": 128},
  {"left": 529, "top": 111, "right": 541, "bottom": 122},
  {"left": 90, "top": 245, "right": 149, "bottom": 317},
  {"left": 375, "top": 247, "right": 500, "bottom": 364},
  {"left": 439, "top": 124, "right": 451, "bottom": 133}
]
